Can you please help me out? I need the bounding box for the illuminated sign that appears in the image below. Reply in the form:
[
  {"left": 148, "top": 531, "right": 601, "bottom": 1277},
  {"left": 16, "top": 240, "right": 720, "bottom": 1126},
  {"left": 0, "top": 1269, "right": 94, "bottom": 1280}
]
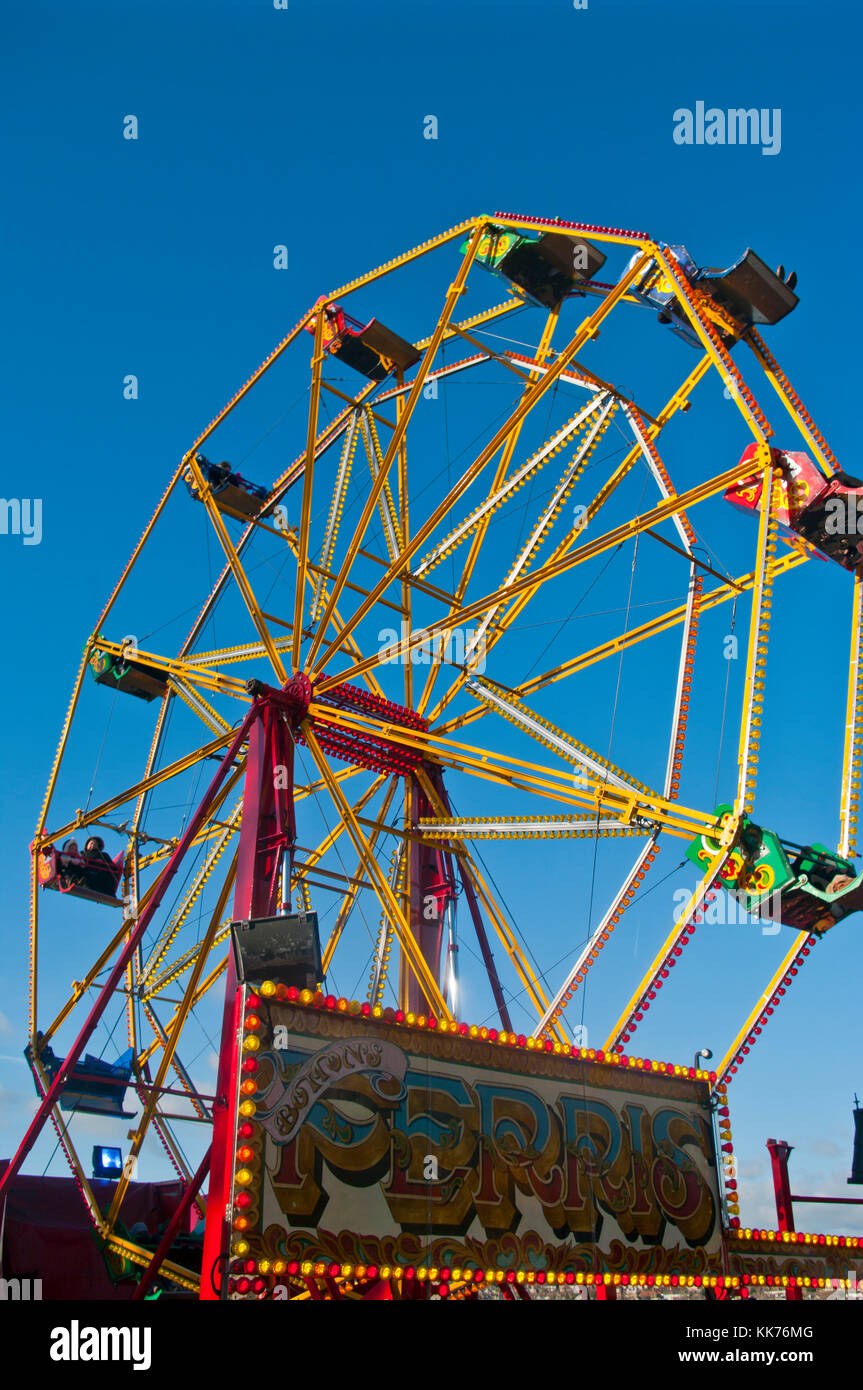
[{"left": 231, "top": 999, "right": 723, "bottom": 1286}]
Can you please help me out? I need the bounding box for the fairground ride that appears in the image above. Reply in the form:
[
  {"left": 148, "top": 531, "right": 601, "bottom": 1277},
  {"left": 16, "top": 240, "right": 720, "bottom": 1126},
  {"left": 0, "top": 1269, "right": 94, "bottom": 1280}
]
[{"left": 3, "top": 212, "right": 863, "bottom": 1299}]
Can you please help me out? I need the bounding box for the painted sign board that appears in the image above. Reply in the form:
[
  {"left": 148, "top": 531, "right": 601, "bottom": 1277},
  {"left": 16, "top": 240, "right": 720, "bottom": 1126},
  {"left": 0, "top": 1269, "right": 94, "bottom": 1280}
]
[{"left": 228, "top": 995, "right": 724, "bottom": 1295}]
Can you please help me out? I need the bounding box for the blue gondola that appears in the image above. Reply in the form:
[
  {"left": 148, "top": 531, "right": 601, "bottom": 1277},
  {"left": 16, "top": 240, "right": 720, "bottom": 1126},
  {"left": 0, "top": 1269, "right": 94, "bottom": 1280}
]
[
  {"left": 26, "top": 1040, "right": 137, "bottom": 1117},
  {"left": 185, "top": 454, "right": 268, "bottom": 519},
  {"left": 620, "top": 243, "right": 798, "bottom": 346}
]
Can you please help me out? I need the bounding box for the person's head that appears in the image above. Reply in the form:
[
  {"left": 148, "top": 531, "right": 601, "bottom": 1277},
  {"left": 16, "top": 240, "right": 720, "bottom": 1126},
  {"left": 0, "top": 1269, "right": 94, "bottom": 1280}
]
[{"left": 85, "top": 836, "right": 105, "bottom": 854}]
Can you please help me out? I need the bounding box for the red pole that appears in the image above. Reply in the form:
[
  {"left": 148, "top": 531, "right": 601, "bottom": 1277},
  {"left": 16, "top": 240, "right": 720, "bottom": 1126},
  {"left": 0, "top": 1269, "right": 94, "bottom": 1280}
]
[
  {"left": 0, "top": 713, "right": 255, "bottom": 1202},
  {"left": 200, "top": 689, "right": 301, "bottom": 1299},
  {"left": 131, "top": 1145, "right": 211, "bottom": 1300},
  {"left": 767, "top": 1138, "right": 803, "bottom": 1301}
]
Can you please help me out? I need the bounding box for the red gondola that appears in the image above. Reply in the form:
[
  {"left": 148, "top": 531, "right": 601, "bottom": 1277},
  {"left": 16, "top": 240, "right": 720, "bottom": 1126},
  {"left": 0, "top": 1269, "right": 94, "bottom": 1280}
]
[
  {"left": 37, "top": 836, "right": 124, "bottom": 907},
  {"left": 305, "top": 300, "right": 420, "bottom": 381}
]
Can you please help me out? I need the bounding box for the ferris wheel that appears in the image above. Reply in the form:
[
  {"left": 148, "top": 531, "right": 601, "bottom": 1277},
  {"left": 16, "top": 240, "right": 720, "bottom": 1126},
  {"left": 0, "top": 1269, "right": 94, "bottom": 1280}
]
[{"left": 5, "top": 210, "right": 860, "bottom": 1295}]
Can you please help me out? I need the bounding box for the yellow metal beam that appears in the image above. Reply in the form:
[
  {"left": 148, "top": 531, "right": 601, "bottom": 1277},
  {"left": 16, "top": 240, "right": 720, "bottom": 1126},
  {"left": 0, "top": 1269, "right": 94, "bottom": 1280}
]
[
  {"left": 293, "top": 305, "right": 326, "bottom": 669},
  {"left": 315, "top": 451, "right": 768, "bottom": 697},
  {"left": 715, "top": 934, "right": 812, "bottom": 1083},
  {"left": 311, "top": 250, "right": 655, "bottom": 677},
  {"left": 320, "top": 778, "right": 398, "bottom": 974},
  {"left": 307, "top": 224, "right": 489, "bottom": 669},
  {"left": 300, "top": 721, "right": 453, "bottom": 1021},
  {"left": 602, "top": 838, "right": 737, "bottom": 1052},
  {"left": 186, "top": 452, "right": 288, "bottom": 685},
  {"left": 839, "top": 572, "right": 863, "bottom": 858}
]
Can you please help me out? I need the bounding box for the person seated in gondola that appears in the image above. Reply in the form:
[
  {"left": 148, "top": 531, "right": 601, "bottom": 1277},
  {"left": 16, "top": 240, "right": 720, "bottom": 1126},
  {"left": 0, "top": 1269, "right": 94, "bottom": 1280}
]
[
  {"left": 811, "top": 869, "right": 863, "bottom": 933},
  {"left": 80, "top": 836, "right": 120, "bottom": 896}
]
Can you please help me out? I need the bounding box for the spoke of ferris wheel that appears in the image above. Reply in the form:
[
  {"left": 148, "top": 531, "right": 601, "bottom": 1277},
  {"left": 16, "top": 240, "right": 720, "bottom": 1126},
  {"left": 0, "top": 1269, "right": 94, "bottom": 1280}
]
[
  {"left": 300, "top": 721, "right": 453, "bottom": 1021},
  {"left": 423, "top": 357, "right": 713, "bottom": 728},
  {"left": 138, "top": 952, "right": 229, "bottom": 1070},
  {"left": 142, "top": 922, "right": 231, "bottom": 1001},
  {"left": 184, "top": 636, "right": 294, "bottom": 670},
  {"left": 309, "top": 250, "right": 654, "bottom": 678},
  {"left": 368, "top": 837, "right": 403, "bottom": 1005},
  {"left": 38, "top": 726, "right": 243, "bottom": 850},
  {"left": 412, "top": 391, "right": 606, "bottom": 579},
  {"left": 185, "top": 452, "right": 289, "bottom": 685},
  {"left": 839, "top": 572, "right": 863, "bottom": 859},
  {"left": 536, "top": 835, "right": 660, "bottom": 1037},
  {"left": 715, "top": 932, "right": 814, "bottom": 1086},
  {"left": 361, "top": 409, "right": 404, "bottom": 564},
  {"left": 303, "top": 702, "right": 714, "bottom": 836},
  {"left": 314, "top": 447, "right": 768, "bottom": 700},
  {"left": 416, "top": 307, "right": 561, "bottom": 720},
  {"left": 141, "top": 816, "right": 241, "bottom": 985},
  {"left": 418, "top": 816, "right": 654, "bottom": 840},
  {"left": 292, "top": 305, "right": 326, "bottom": 670},
  {"left": 602, "top": 840, "right": 735, "bottom": 1054},
  {"left": 167, "top": 677, "right": 232, "bottom": 734},
  {"left": 422, "top": 372, "right": 693, "bottom": 729},
  {"left": 311, "top": 408, "right": 361, "bottom": 623},
  {"left": 465, "top": 675, "right": 654, "bottom": 796},
  {"left": 319, "top": 778, "right": 397, "bottom": 973},
  {"left": 305, "top": 704, "right": 603, "bottom": 801},
  {"left": 293, "top": 773, "right": 388, "bottom": 913},
  {"left": 464, "top": 395, "right": 618, "bottom": 665},
  {"left": 104, "top": 840, "right": 240, "bottom": 1233},
  {"left": 435, "top": 548, "right": 807, "bottom": 741},
  {"left": 144, "top": 1002, "right": 212, "bottom": 1122},
  {"left": 267, "top": 301, "right": 526, "bottom": 503},
  {"left": 305, "top": 225, "right": 488, "bottom": 671},
  {"left": 623, "top": 402, "right": 696, "bottom": 553},
  {"left": 430, "top": 761, "right": 708, "bottom": 841},
  {"left": 28, "top": 1051, "right": 106, "bottom": 1230},
  {"left": 413, "top": 765, "right": 566, "bottom": 1040}
]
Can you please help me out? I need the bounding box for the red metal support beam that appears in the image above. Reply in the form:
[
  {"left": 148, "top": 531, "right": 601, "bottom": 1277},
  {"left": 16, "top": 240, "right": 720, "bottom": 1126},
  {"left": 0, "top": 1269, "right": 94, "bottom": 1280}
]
[
  {"left": 132, "top": 1145, "right": 212, "bottom": 1300},
  {"left": 201, "top": 680, "right": 309, "bottom": 1300},
  {"left": 0, "top": 711, "right": 256, "bottom": 1203},
  {"left": 790, "top": 1194, "right": 863, "bottom": 1206},
  {"left": 767, "top": 1138, "right": 803, "bottom": 1301},
  {"left": 431, "top": 773, "right": 513, "bottom": 1030}
]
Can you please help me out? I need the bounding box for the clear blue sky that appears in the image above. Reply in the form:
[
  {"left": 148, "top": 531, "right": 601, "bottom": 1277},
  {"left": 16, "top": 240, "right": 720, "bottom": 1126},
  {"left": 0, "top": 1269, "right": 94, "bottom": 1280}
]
[{"left": 2, "top": 0, "right": 862, "bottom": 1236}]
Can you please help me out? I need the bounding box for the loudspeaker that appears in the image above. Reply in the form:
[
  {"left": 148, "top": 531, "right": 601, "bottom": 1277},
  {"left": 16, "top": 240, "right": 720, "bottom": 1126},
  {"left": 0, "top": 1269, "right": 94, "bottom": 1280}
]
[{"left": 231, "top": 911, "right": 322, "bottom": 989}]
